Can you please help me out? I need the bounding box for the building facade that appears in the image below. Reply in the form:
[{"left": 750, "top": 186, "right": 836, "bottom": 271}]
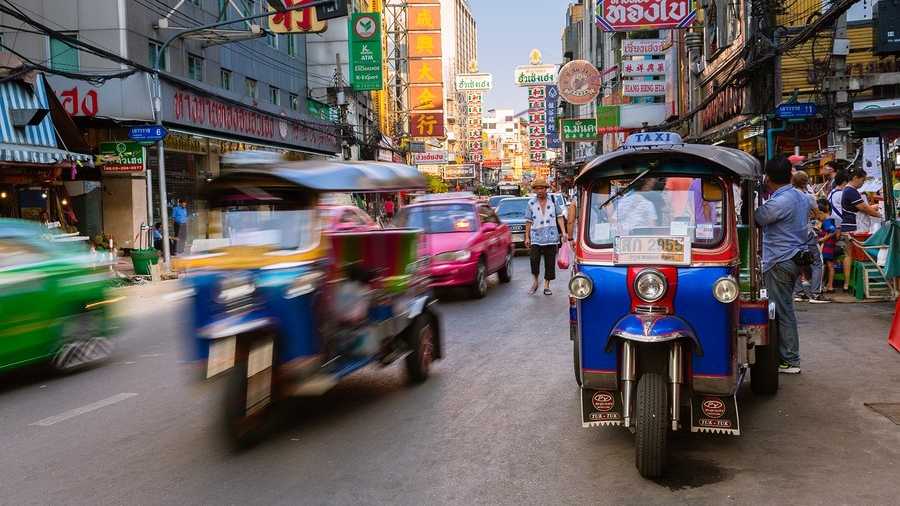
[{"left": 1, "top": 0, "right": 340, "bottom": 248}]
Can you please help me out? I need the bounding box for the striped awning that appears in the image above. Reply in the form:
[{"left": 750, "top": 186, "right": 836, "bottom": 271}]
[{"left": 0, "top": 74, "right": 91, "bottom": 165}]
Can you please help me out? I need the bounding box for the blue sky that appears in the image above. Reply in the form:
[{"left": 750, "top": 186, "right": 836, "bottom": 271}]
[{"left": 468, "top": 1, "right": 568, "bottom": 114}]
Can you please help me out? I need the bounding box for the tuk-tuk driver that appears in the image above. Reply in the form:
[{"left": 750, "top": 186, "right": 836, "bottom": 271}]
[{"left": 754, "top": 155, "right": 813, "bottom": 375}]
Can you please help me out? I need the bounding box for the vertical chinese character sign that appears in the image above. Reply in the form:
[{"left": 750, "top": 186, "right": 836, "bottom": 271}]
[
  {"left": 407, "top": 2, "right": 444, "bottom": 138},
  {"left": 528, "top": 86, "right": 547, "bottom": 164},
  {"left": 465, "top": 91, "right": 483, "bottom": 163},
  {"left": 349, "top": 13, "right": 383, "bottom": 91},
  {"left": 545, "top": 85, "right": 561, "bottom": 149}
]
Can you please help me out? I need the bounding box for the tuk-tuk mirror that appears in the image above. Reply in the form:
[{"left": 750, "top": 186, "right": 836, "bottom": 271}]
[{"left": 702, "top": 181, "right": 724, "bottom": 202}]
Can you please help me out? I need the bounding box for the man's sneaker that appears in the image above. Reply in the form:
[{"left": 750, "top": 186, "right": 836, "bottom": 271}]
[
  {"left": 809, "top": 295, "right": 832, "bottom": 304},
  {"left": 779, "top": 361, "right": 802, "bottom": 374},
  {"left": 794, "top": 294, "right": 809, "bottom": 302}
]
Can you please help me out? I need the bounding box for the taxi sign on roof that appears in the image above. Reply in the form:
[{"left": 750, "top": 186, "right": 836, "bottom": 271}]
[{"left": 624, "top": 131, "right": 683, "bottom": 148}]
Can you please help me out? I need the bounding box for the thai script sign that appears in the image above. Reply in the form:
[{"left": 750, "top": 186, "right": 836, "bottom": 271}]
[
  {"left": 515, "top": 64, "right": 559, "bottom": 87},
  {"left": 455, "top": 73, "right": 493, "bottom": 91},
  {"left": 595, "top": 0, "right": 696, "bottom": 32},
  {"left": 621, "top": 38, "right": 668, "bottom": 56},
  {"left": 561, "top": 118, "right": 599, "bottom": 141},
  {"left": 443, "top": 164, "right": 476, "bottom": 180},
  {"left": 98, "top": 141, "right": 143, "bottom": 172},
  {"left": 412, "top": 150, "right": 449, "bottom": 164}
]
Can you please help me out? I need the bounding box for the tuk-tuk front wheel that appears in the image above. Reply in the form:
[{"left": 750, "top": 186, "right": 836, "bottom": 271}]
[
  {"left": 635, "top": 372, "right": 668, "bottom": 478},
  {"left": 405, "top": 314, "right": 436, "bottom": 384},
  {"left": 224, "top": 338, "right": 275, "bottom": 448}
]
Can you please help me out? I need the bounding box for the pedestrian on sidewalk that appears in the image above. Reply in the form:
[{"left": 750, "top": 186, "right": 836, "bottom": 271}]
[
  {"left": 172, "top": 199, "right": 189, "bottom": 255},
  {"left": 840, "top": 167, "right": 883, "bottom": 291},
  {"left": 791, "top": 171, "right": 830, "bottom": 303},
  {"left": 818, "top": 200, "right": 840, "bottom": 294},
  {"left": 525, "top": 177, "right": 567, "bottom": 296},
  {"left": 755, "top": 155, "right": 811, "bottom": 374}
]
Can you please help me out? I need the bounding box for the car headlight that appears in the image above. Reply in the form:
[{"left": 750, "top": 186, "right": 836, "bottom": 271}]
[
  {"left": 569, "top": 274, "right": 593, "bottom": 300},
  {"left": 434, "top": 250, "right": 471, "bottom": 263},
  {"left": 216, "top": 275, "right": 255, "bottom": 304},
  {"left": 634, "top": 269, "right": 667, "bottom": 303},
  {"left": 713, "top": 276, "right": 739, "bottom": 303}
]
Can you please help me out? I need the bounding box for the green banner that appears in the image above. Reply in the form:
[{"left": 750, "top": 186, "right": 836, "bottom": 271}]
[
  {"left": 307, "top": 98, "right": 337, "bottom": 122},
  {"left": 560, "top": 118, "right": 599, "bottom": 141},
  {"left": 349, "top": 13, "right": 383, "bottom": 91},
  {"left": 97, "top": 141, "right": 144, "bottom": 173},
  {"left": 596, "top": 105, "right": 621, "bottom": 129}
]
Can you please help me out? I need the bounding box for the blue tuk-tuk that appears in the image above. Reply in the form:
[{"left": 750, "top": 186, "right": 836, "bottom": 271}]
[
  {"left": 176, "top": 154, "right": 442, "bottom": 445},
  {"left": 568, "top": 133, "right": 778, "bottom": 477}
]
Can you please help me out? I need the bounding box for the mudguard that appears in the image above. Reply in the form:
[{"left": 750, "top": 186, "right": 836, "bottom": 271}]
[{"left": 606, "top": 314, "right": 704, "bottom": 356}]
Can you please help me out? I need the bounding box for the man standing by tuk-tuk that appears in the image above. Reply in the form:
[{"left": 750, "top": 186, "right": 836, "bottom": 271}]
[{"left": 755, "top": 155, "right": 814, "bottom": 374}]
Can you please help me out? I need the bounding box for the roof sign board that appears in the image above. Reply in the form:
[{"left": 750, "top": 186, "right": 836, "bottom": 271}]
[{"left": 624, "top": 131, "right": 683, "bottom": 147}]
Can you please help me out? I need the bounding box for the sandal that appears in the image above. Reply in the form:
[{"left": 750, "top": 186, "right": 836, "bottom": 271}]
[
  {"left": 543, "top": 288, "right": 552, "bottom": 296},
  {"left": 529, "top": 282, "right": 539, "bottom": 294}
]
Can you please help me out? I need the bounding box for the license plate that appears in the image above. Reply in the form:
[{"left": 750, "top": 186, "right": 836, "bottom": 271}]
[
  {"left": 512, "top": 233, "right": 525, "bottom": 242},
  {"left": 206, "top": 336, "right": 236, "bottom": 379}
]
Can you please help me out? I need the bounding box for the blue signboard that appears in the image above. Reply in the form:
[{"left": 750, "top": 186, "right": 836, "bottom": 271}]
[
  {"left": 545, "top": 85, "right": 561, "bottom": 149},
  {"left": 775, "top": 103, "right": 817, "bottom": 119},
  {"left": 128, "top": 125, "right": 169, "bottom": 143}
]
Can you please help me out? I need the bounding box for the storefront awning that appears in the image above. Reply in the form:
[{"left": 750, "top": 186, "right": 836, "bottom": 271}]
[
  {"left": 0, "top": 73, "right": 92, "bottom": 166},
  {"left": 0, "top": 142, "right": 93, "bottom": 164}
]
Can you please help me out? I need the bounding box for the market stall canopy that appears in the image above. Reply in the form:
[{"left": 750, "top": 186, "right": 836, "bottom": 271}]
[
  {"left": 0, "top": 61, "right": 92, "bottom": 166},
  {"left": 216, "top": 154, "right": 427, "bottom": 193},
  {"left": 576, "top": 143, "right": 762, "bottom": 183}
]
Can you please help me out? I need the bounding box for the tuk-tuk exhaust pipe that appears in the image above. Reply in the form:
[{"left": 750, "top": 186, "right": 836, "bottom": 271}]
[
  {"left": 669, "top": 342, "right": 684, "bottom": 431},
  {"left": 621, "top": 341, "right": 637, "bottom": 428}
]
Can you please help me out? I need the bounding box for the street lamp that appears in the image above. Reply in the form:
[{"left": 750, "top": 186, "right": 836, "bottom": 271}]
[{"left": 151, "top": 0, "right": 341, "bottom": 267}]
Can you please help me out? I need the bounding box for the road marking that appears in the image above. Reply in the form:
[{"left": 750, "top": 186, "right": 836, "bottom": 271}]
[{"left": 29, "top": 393, "right": 138, "bottom": 427}]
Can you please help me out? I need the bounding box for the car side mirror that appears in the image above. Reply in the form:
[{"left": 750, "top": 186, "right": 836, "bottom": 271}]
[{"left": 482, "top": 222, "right": 498, "bottom": 232}]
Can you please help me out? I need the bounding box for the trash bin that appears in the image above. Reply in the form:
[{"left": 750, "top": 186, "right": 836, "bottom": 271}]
[{"left": 131, "top": 248, "right": 159, "bottom": 276}]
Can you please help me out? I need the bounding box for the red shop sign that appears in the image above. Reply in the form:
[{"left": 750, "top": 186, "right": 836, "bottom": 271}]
[{"left": 595, "top": 0, "right": 696, "bottom": 32}]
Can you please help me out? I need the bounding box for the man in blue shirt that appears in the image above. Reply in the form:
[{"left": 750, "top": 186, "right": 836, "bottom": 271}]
[
  {"left": 172, "top": 199, "right": 188, "bottom": 255},
  {"left": 754, "top": 155, "right": 812, "bottom": 374}
]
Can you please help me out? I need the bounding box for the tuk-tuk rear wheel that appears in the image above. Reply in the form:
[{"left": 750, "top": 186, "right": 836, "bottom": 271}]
[
  {"left": 405, "top": 314, "right": 435, "bottom": 384},
  {"left": 635, "top": 372, "right": 668, "bottom": 478}
]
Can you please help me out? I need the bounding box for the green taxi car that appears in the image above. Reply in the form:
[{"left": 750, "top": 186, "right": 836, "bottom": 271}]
[{"left": 0, "top": 219, "right": 118, "bottom": 373}]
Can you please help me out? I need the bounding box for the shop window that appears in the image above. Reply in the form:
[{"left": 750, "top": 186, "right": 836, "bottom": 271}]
[
  {"left": 49, "top": 34, "right": 79, "bottom": 72},
  {"left": 289, "top": 93, "right": 299, "bottom": 111},
  {"left": 149, "top": 41, "right": 169, "bottom": 71},
  {"left": 269, "top": 85, "right": 280, "bottom": 105},
  {"left": 221, "top": 68, "right": 232, "bottom": 90},
  {"left": 246, "top": 78, "right": 258, "bottom": 99},
  {"left": 188, "top": 54, "right": 204, "bottom": 81},
  {"left": 286, "top": 34, "right": 297, "bottom": 57}
]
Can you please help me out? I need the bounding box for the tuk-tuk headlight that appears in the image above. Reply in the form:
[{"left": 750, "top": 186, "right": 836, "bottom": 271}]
[
  {"left": 713, "top": 276, "right": 739, "bottom": 303},
  {"left": 216, "top": 275, "right": 255, "bottom": 304},
  {"left": 569, "top": 274, "right": 593, "bottom": 300},
  {"left": 634, "top": 270, "right": 667, "bottom": 303}
]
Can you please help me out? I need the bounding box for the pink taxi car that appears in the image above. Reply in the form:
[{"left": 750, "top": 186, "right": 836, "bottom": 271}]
[{"left": 394, "top": 194, "right": 513, "bottom": 298}]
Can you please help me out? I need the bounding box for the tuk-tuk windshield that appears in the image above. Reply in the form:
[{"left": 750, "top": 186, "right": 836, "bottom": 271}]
[
  {"left": 189, "top": 208, "right": 319, "bottom": 253},
  {"left": 586, "top": 176, "right": 726, "bottom": 248}
]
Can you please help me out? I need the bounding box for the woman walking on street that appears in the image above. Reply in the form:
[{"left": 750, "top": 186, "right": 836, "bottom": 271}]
[{"left": 525, "top": 178, "right": 567, "bottom": 295}]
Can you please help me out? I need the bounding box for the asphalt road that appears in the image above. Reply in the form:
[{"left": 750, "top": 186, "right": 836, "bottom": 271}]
[{"left": 2, "top": 258, "right": 900, "bottom": 505}]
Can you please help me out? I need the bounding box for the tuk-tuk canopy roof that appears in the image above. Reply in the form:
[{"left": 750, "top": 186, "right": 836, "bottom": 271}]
[
  {"left": 575, "top": 144, "right": 762, "bottom": 184},
  {"left": 214, "top": 156, "right": 427, "bottom": 193}
]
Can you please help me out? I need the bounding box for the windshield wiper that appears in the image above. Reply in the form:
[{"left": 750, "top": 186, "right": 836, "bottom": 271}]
[{"left": 597, "top": 168, "right": 652, "bottom": 210}]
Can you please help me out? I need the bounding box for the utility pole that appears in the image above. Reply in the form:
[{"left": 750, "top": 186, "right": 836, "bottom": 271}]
[
  {"left": 685, "top": 30, "right": 703, "bottom": 140},
  {"left": 335, "top": 52, "right": 351, "bottom": 160},
  {"left": 827, "top": 14, "right": 851, "bottom": 160}
]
